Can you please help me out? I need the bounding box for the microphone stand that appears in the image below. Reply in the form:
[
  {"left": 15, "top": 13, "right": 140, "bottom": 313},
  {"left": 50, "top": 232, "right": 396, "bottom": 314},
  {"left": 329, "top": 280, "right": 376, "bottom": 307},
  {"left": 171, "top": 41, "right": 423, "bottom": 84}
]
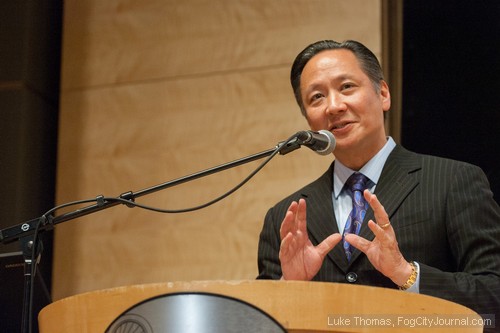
[{"left": 0, "top": 137, "right": 302, "bottom": 333}]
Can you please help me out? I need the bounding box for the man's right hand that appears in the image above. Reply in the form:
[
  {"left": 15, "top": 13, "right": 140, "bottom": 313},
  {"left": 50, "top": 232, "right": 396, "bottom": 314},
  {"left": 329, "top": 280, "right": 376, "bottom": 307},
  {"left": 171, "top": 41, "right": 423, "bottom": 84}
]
[{"left": 279, "top": 198, "right": 342, "bottom": 280}]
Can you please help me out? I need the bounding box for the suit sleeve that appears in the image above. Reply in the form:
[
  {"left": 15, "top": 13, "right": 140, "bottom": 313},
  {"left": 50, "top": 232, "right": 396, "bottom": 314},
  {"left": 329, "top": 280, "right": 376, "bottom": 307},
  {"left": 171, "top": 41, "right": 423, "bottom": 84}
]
[
  {"left": 257, "top": 206, "right": 283, "bottom": 280},
  {"left": 419, "top": 162, "right": 500, "bottom": 321}
]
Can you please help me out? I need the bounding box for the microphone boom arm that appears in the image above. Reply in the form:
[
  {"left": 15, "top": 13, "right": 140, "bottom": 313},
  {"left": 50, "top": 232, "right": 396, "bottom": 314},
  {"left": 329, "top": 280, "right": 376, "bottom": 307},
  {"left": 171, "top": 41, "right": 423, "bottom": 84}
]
[{"left": 0, "top": 137, "right": 302, "bottom": 244}]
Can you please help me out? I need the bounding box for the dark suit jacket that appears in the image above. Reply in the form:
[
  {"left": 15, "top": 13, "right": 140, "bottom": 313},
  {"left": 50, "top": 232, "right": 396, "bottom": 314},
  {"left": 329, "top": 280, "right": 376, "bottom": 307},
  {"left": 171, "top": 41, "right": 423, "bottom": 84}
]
[{"left": 258, "top": 145, "right": 500, "bottom": 325}]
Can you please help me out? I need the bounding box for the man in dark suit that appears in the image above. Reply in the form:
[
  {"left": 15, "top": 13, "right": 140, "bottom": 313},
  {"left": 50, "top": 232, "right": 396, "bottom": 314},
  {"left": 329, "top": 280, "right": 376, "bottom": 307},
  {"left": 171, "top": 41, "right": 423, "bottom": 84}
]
[{"left": 257, "top": 40, "right": 500, "bottom": 330}]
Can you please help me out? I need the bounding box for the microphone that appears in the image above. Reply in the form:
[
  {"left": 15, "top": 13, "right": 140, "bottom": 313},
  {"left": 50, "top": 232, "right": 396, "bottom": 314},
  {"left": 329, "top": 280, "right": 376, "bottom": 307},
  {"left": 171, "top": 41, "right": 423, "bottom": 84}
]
[{"left": 296, "top": 130, "right": 336, "bottom": 155}]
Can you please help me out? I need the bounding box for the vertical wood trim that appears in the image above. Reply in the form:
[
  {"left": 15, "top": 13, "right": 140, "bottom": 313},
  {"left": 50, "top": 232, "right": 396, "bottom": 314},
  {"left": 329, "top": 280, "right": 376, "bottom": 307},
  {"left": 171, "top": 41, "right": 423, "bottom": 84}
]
[{"left": 382, "top": 0, "right": 404, "bottom": 144}]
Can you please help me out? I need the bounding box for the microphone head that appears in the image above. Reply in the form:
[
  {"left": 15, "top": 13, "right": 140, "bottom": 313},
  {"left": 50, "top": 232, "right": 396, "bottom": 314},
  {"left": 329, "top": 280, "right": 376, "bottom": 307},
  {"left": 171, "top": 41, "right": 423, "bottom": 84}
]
[
  {"left": 295, "top": 130, "right": 336, "bottom": 155},
  {"left": 316, "top": 130, "right": 336, "bottom": 155}
]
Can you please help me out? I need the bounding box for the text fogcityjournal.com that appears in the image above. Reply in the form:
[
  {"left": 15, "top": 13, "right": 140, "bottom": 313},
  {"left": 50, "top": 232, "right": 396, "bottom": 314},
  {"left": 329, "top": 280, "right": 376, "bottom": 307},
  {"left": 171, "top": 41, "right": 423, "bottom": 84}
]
[{"left": 327, "top": 314, "right": 495, "bottom": 329}]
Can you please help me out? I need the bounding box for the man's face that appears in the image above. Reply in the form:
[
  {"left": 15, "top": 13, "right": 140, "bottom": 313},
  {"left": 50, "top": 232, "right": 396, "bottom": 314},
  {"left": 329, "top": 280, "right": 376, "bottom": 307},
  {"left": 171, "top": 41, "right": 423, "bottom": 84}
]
[{"left": 300, "top": 49, "right": 391, "bottom": 168}]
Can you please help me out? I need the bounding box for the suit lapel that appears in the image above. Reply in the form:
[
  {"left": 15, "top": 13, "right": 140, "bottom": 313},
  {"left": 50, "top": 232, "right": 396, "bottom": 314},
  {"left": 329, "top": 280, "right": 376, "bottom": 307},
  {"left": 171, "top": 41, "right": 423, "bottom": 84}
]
[
  {"left": 302, "top": 162, "right": 351, "bottom": 271},
  {"left": 349, "top": 145, "right": 422, "bottom": 265}
]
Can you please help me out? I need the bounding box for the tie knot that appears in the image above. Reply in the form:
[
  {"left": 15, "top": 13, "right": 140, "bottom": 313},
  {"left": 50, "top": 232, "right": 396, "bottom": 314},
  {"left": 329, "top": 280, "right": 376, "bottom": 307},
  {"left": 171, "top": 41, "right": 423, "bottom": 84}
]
[{"left": 346, "top": 172, "right": 370, "bottom": 194}]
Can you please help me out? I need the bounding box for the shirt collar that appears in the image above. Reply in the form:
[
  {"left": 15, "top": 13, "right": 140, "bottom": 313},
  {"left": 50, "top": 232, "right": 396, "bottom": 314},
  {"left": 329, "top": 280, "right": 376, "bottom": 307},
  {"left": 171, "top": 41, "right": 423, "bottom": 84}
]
[{"left": 333, "top": 137, "right": 396, "bottom": 198}]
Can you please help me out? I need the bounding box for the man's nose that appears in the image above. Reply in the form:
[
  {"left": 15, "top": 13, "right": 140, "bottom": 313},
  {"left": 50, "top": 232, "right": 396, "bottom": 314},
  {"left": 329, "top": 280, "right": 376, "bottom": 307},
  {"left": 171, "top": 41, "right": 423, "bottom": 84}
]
[{"left": 325, "top": 92, "right": 347, "bottom": 115}]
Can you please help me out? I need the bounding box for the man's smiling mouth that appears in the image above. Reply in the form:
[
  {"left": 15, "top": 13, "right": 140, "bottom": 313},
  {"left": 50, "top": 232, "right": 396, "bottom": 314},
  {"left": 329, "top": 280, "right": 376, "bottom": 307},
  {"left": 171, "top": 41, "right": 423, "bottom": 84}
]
[{"left": 332, "top": 122, "right": 353, "bottom": 130}]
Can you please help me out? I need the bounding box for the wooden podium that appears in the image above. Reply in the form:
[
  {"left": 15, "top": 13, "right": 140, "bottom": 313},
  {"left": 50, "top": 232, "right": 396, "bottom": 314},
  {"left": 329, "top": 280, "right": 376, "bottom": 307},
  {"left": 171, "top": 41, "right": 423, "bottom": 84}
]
[{"left": 38, "top": 280, "right": 483, "bottom": 332}]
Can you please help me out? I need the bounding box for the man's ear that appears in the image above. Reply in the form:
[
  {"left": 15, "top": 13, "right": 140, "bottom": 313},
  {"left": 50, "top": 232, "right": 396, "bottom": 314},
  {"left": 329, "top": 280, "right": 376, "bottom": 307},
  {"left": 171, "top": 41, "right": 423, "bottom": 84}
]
[{"left": 380, "top": 80, "right": 391, "bottom": 112}]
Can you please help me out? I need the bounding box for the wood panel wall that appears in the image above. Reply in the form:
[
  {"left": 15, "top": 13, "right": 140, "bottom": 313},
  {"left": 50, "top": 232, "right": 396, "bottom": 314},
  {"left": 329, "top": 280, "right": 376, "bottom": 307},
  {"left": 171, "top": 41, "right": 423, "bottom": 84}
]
[{"left": 53, "top": 0, "right": 382, "bottom": 300}]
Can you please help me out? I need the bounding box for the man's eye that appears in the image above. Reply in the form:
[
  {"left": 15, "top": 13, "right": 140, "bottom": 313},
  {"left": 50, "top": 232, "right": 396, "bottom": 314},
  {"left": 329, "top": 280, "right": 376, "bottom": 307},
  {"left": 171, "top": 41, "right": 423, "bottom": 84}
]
[
  {"left": 311, "top": 93, "right": 323, "bottom": 101},
  {"left": 342, "top": 83, "right": 355, "bottom": 90}
]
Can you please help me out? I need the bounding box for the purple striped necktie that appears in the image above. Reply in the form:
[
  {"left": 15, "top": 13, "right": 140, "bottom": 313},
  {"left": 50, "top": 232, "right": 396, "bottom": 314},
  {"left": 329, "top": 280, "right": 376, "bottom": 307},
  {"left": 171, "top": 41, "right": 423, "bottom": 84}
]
[{"left": 342, "top": 172, "right": 370, "bottom": 261}]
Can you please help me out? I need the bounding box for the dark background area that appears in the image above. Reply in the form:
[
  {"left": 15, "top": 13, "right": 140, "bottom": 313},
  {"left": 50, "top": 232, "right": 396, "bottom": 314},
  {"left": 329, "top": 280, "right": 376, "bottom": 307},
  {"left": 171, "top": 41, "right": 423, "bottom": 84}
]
[
  {"left": 0, "top": 1, "right": 63, "bottom": 332},
  {"left": 401, "top": 0, "right": 500, "bottom": 204}
]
